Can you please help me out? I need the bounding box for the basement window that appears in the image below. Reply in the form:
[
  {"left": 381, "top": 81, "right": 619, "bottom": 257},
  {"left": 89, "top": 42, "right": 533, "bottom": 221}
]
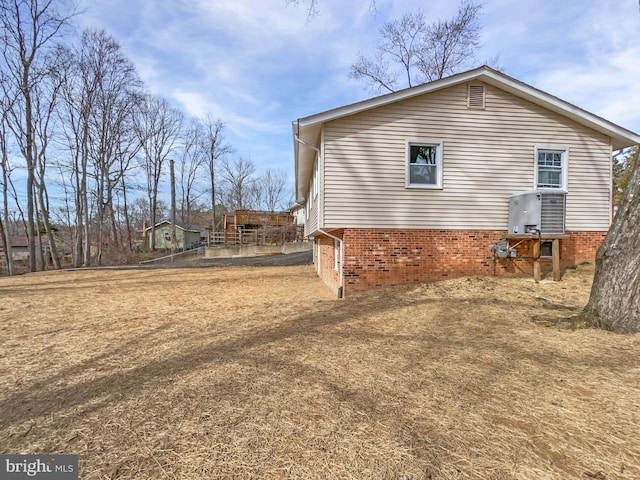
[{"left": 540, "top": 241, "right": 553, "bottom": 258}]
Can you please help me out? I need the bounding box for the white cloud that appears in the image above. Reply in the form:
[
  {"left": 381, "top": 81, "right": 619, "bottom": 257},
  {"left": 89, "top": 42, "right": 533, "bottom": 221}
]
[
  {"left": 535, "top": 46, "right": 640, "bottom": 131},
  {"left": 76, "top": 0, "right": 640, "bottom": 181},
  {"left": 525, "top": 0, "right": 640, "bottom": 131}
]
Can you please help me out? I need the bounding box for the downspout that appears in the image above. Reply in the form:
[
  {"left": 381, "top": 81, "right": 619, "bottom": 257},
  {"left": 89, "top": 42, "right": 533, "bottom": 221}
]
[
  {"left": 294, "top": 134, "right": 320, "bottom": 154},
  {"left": 318, "top": 228, "right": 344, "bottom": 299}
]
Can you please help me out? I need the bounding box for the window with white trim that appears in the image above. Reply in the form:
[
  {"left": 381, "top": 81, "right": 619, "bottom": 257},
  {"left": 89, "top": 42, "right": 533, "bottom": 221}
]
[
  {"left": 535, "top": 147, "right": 568, "bottom": 190},
  {"left": 406, "top": 140, "right": 443, "bottom": 188}
]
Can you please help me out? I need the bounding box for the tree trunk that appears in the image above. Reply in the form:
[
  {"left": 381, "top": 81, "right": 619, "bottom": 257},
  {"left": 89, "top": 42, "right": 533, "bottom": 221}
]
[
  {"left": 73, "top": 159, "right": 84, "bottom": 268},
  {"left": 121, "top": 180, "right": 133, "bottom": 252},
  {"left": 81, "top": 143, "right": 91, "bottom": 267},
  {"left": 26, "top": 116, "right": 37, "bottom": 272},
  {"left": 1, "top": 153, "right": 14, "bottom": 276},
  {"left": 0, "top": 218, "right": 12, "bottom": 276},
  {"left": 581, "top": 148, "right": 640, "bottom": 332},
  {"left": 37, "top": 182, "right": 61, "bottom": 269}
]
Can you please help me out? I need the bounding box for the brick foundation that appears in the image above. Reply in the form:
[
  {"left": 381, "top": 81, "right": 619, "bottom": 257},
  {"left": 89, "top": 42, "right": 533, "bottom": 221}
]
[
  {"left": 313, "top": 229, "right": 606, "bottom": 296},
  {"left": 314, "top": 235, "right": 342, "bottom": 296}
]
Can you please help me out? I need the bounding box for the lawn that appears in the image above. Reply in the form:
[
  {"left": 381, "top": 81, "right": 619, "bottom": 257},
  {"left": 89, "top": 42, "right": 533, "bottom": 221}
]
[{"left": 0, "top": 263, "right": 639, "bottom": 479}]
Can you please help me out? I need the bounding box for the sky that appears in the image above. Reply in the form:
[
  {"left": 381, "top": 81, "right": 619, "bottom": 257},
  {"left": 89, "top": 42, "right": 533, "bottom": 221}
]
[{"left": 75, "top": 0, "right": 640, "bottom": 194}]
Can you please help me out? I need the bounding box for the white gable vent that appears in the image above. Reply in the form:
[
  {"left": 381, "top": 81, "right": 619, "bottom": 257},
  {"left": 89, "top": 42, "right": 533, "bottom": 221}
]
[{"left": 468, "top": 84, "right": 485, "bottom": 109}]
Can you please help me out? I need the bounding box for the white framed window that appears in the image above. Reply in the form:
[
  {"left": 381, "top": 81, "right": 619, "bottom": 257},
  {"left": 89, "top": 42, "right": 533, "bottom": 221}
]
[
  {"left": 406, "top": 139, "right": 443, "bottom": 188},
  {"left": 535, "top": 146, "right": 568, "bottom": 191}
]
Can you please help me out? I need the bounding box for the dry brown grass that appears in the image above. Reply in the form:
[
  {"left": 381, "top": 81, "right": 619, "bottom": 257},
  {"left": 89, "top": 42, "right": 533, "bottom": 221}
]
[{"left": 0, "top": 263, "right": 639, "bottom": 479}]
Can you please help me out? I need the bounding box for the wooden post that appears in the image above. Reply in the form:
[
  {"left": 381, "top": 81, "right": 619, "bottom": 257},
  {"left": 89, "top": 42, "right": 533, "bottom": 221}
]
[
  {"left": 552, "top": 238, "right": 561, "bottom": 281},
  {"left": 170, "top": 159, "right": 177, "bottom": 257},
  {"left": 533, "top": 240, "right": 541, "bottom": 282}
]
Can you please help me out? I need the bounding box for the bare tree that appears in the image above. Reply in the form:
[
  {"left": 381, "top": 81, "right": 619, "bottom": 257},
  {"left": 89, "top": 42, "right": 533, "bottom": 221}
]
[
  {"left": 350, "top": 1, "right": 482, "bottom": 93},
  {"left": 81, "top": 29, "right": 141, "bottom": 264},
  {"left": 613, "top": 146, "right": 637, "bottom": 205},
  {"left": 58, "top": 44, "right": 93, "bottom": 267},
  {"left": 57, "top": 29, "right": 141, "bottom": 266},
  {"left": 259, "top": 168, "right": 290, "bottom": 212},
  {"left": 286, "top": 0, "right": 377, "bottom": 19},
  {"left": 177, "top": 118, "right": 206, "bottom": 227},
  {"left": 419, "top": 0, "right": 482, "bottom": 81},
  {"left": 32, "top": 51, "right": 66, "bottom": 269},
  {"left": 202, "top": 116, "right": 232, "bottom": 238},
  {"left": 134, "top": 94, "right": 183, "bottom": 250},
  {"left": 219, "top": 156, "right": 257, "bottom": 211},
  {"left": 0, "top": 0, "right": 75, "bottom": 271}
]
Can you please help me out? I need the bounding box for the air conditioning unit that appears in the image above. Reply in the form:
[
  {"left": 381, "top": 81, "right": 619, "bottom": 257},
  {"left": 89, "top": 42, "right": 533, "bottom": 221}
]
[{"left": 508, "top": 191, "right": 566, "bottom": 235}]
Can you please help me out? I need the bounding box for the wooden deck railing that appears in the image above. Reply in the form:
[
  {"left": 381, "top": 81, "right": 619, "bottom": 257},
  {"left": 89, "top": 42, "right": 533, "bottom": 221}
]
[{"left": 208, "top": 226, "right": 303, "bottom": 246}]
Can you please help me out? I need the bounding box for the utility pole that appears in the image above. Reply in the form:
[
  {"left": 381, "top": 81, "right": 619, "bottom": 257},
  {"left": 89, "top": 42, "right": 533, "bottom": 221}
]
[
  {"left": 210, "top": 139, "right": 216, "bottom": 247},
  {"left": 170, "top": 159, "right": 177, "bottom": 256}
]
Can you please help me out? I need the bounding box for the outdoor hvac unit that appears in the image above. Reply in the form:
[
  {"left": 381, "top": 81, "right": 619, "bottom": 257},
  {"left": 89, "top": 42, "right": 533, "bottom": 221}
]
[{"left": 508, "top": 191, "right": 566, "bottom": 235}]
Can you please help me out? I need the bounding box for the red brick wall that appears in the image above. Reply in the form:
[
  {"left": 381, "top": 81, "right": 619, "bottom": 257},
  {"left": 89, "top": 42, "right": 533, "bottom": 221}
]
[
  {"left": 561, "top": 231, "right": 607, "bottom": 265},
  {"left": 316, "top": 228, "right": 608, "bottom": 296},
  {"left": 314, "top": 235, "right": 342, "bottom": 296}
]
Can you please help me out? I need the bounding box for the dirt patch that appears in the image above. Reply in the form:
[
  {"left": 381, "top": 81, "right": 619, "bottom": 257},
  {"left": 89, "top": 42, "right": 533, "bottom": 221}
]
[{"left": 0, "top": 263, "right": 639, "bottom": 479}]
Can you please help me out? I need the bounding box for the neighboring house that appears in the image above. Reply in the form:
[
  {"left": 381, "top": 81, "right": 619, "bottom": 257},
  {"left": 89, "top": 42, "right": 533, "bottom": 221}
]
[
  {"left": 289, "top": 204, "right": 305, "bottom": 226},
  {"left": 0, "top": 235, "right": 50, "bottom": 262},
  {"left": 293, "top": 66, "right": 640, "bottom": 297},
  {"left": 145, "top": 221, "right": 201, "bottom": 251}
]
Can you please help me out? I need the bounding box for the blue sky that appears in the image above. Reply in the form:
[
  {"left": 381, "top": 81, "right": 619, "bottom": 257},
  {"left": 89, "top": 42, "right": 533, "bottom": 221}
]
[{"left": 77, "top": 0, "right": 640, "bottom": 187}]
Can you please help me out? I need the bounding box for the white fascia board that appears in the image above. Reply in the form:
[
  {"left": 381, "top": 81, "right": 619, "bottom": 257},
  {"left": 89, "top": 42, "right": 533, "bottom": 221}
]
[
  {"left": 478, "top": 70, "right": 640, "bottom": 150},
  {"left": 293, "top": 121, "right": 318, "bottom": 204},
  {"left": 297, "top": 67, "right": 487, "bottom": 126},
  {"left": 296, "top": 66, "right": 640, "bottom": 150}
]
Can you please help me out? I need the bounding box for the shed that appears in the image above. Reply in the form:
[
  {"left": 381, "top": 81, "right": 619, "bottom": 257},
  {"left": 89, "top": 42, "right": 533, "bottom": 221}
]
[{"left": 145, "top": 221, "right": 201, "bottom": 251}]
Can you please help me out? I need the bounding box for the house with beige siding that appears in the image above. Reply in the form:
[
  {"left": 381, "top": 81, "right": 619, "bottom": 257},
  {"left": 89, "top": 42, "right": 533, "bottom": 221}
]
[
  {"left": 293, "top": 66, "right": 640, "bottom": 297},
  {"left": 145, "top": 221, "right": 202, "bottom": 251}
]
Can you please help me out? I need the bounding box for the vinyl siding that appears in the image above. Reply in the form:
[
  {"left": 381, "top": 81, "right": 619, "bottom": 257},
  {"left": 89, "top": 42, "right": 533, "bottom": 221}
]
[
  {"left": 322, "top": 82, "right": 612, "bottom": 231},
  {"left": 304, "top": 156, "right": 320, "bottom": 236}
]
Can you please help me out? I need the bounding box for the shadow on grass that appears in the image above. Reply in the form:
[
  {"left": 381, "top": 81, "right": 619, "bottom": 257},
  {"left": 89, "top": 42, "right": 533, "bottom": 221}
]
[{"left": 0, "top": 285, "right": 631, "bottom": 477}]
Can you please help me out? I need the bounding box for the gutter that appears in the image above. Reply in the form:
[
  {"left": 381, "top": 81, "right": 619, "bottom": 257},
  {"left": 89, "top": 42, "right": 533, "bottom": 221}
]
[
  {"left": 318, "top": 228, "right": 343, "bottom": 299},
  {"left": 293, "top": 124, "right": 320, "bottom": 204}
]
